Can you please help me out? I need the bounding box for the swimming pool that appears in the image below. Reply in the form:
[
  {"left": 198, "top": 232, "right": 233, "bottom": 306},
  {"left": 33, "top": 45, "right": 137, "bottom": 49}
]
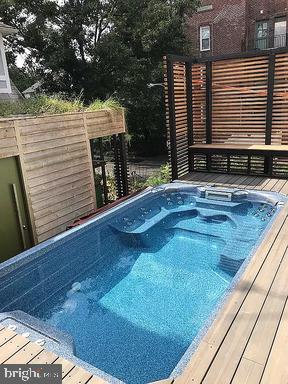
[{"left": 0, "top": 183, "right": 285, "bottom": 384}]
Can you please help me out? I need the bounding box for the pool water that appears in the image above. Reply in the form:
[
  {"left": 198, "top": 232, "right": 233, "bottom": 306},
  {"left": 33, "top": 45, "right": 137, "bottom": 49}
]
[{"left": 0, "top": 186, "right": 280, "bottom": 384}]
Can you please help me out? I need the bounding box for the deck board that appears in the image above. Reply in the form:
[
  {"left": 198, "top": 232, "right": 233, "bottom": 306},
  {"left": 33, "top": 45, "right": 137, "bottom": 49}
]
[
  {"left": 0, "top": 172, "right": 288, "bottom": 384},
  {"left": 0, "top": 334, "right": 30, "bottom": 363},
  {"left": 29, "top": 349, "right": 58, "bottom": 364},
  {"left": 260, "top": 298, "right": 288, "bottom": 384},
  {"left": 62, "top": 366, "right": 93, "bottom": 384},
  {"left": 4, "top": 341, "right": 43, "bottom": 364}
]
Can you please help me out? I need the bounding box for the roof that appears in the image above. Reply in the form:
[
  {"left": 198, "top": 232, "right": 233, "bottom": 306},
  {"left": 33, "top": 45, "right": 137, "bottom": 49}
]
[
  {"left": 23, "top": 81, "right": 43, "bottom": 94},
  {"left": 0, "top": 22, "right": 18, "bottom": 36}
]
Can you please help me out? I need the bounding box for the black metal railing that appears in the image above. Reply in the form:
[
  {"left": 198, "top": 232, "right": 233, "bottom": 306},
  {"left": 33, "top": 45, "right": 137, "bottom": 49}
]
[{"left": 248, "top": 33, "right": 287, "bottom": 51}]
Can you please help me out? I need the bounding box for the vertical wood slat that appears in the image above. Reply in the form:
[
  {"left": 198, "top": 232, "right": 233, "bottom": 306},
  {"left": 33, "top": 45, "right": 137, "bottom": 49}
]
[
  {"left": 99, "top": 137, "right": 109, "bottom": 205},
  {"left": 205, "top": 61, "right": 213, "bottom": 145},
  {"left": 112, "top": 134, "right": 130, "bottom": 198},
  {"left": 186, "top": 62, "right": 194, "bottom": 172},
  {"left": 83, "top": 112, "right": 97, "bottom": 209},
  {"left": 205, "top": 61, "right": 213, "bottom": 171},
  {"left": 166, "top": 57, "right": 178, "bottom": 180},
  {"left": 265, "top": 54, "right": 276, "bottom": 145},
  {"left": 112, "top": 134, "right": 122, "bottom": 198},
  {"left": 192, "top": 64, "right": 207, "bottom": 144},
  {"left": 119, "top": 133, "right": 129, "bottom": 197},
  {"left": 264, "top": 54, "right": 276, "bottom": 174}
]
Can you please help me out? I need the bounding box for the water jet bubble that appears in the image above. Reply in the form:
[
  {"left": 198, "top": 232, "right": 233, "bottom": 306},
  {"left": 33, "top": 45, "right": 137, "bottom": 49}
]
[
  {"left": 35, "top": 339, "right": 46, "bottom": 346},
  {"left": 72, "top": 282, "right": 81, "bottom": 291}
]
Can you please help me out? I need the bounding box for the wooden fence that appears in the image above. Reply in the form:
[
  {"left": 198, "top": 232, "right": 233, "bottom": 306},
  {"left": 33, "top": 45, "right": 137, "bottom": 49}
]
[
  {"left": 164, "top": 49, "right": 288, "bottom": 179},
  {"left": 0, "top": 109, "right": 127, "bottom": 243}
]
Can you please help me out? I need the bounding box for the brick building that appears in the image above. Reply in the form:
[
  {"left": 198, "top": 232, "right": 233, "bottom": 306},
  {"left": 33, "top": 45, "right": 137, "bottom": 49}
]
[{"left": 187, "top": 0, "right": 288, "bottom": 57}]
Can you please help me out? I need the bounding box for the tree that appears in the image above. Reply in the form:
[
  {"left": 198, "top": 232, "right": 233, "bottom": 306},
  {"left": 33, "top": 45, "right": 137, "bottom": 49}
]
[{"left": 0, "top": 0, "right": 198, "bottom": 155}]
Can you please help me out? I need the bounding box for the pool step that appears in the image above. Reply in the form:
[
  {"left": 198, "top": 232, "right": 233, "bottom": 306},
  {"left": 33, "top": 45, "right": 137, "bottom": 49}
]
[
  {"left": 219, "top": 224, "right": 257, "bottom": 275},
  {"left": 219, "top": 255, "right": 245, "bottom": 276},
  {"left": 235, "top": 223, "right": 261, "bottom": 242},
  {"left": 195, "top": 197, "right": 246, "bottom": 213},
  {"left": 111, "top": 207, "right": 198, "bottom": 234}
]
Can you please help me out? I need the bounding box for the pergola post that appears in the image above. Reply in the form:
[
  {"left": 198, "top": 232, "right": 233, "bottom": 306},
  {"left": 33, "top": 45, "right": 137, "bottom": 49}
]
[
  {"left": 113, "top": 134, "right": 130, "bottom": 198},
  {"left": 186, "top": 62, "right": 194, "bottom": 172},
  {"left": 166, "top": 57, "right": 178, "bottom": 180},
  {"left": 206, "top": 61, "right": 213, "bottom": 171},
  {"left": 264, "top": 53, "right": 276, "bottom": 175}
]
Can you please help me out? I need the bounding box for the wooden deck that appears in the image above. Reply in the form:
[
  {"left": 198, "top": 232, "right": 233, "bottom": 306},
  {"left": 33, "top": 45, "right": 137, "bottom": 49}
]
[
  {"left": 180, "top": 171, "right": 288, "bottom": 194},
  {"left": 174, "top": 172, "right": 288, "bottom": 384},
  {"left": 1, "top": 172, "right": 288, "bottom": 384},
  {"left": 0, "top": 326, "right": 107, "bottom": 383}
]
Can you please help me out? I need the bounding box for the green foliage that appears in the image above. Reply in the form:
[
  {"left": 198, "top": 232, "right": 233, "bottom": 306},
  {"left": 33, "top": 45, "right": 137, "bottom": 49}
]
[
  {"left": 0, "top": 95, "right": 122, "bottom": 117},
  {"left": 87, "top": 98, "right": 123, "bottom": 112},
  {"left": 145, "top": 163, "right": 170, "bottom": 186},
  {"left": 130, "top": 163, "right": 170, "bottom": 192},
  {"left": 0, "top": 0, "right": 199, "bottom": 155},
  {"left": 0, "top": 95, "right": 82, "bottom": 117},
  {"left": 106, "top": 174, "right": 117, "bottom": 202}
]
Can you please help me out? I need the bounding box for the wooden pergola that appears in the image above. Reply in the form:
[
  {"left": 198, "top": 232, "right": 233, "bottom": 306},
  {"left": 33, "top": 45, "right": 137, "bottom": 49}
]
[{"left": 164, "top": 48, "right": 288, "bottom": 180}]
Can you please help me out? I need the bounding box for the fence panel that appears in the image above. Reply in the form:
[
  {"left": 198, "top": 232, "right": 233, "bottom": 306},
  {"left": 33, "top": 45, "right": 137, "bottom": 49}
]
[
  {"left": 212, "top": 56, "right": 269, "bottom": 144},
  {"left": 164, "top": 58, "right": 190, "bottom": 178}
]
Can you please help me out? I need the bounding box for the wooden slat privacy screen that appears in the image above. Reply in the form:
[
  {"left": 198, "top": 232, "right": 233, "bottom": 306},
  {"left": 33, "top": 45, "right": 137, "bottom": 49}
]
[
  {"left": 164, "top": 50, "right": 288, "bottom": 179},
  {"left": 164, "top": 60, "right": 189, "bottom": 178},
  {"left": 0, "top": 110, "right": 127, "bottom": 243}
]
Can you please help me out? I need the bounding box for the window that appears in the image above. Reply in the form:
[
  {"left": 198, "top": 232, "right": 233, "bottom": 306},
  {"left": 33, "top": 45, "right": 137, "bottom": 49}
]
[
  {"left": 274, "top": 19, "right": 287, "bottom": 48},
  {"left": 200, "top": 26, "right": 211, "bottom": 52},
  {"left": 0, "top": 34, "right": 11, "bottom": 94},
  {"left": 255, "top": 21, "right": 268, "bottom": 50}
]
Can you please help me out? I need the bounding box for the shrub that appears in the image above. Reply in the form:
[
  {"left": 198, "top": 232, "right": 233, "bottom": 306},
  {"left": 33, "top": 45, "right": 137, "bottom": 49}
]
[
  {"left": 0, "top": 95, "right": 122, "bottom": 117},
  {"left": 144, "top": 163, "right": 170, "bottom": 187},
  {"left": 130, "top": 163, "right": 170, "bottom": 192},
  {"left": 86, "top": 98, "right": 123, "bottom": 112}
]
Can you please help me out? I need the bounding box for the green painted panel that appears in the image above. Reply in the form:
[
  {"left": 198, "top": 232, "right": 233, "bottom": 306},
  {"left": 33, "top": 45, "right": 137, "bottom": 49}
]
[{"left": 0, "top": 157, "right": 32, "bottom": 262}]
